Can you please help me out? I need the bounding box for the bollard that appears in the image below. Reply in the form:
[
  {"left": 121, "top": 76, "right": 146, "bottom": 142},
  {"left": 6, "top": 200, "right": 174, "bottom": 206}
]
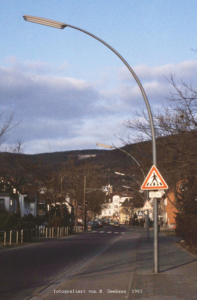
[
  {"left": 10, "top": 231, "right": 12, "bottom": 245},
  {"left": 49, "top": 228, "right": 51, "bottom": 238},
  {"left": 4, "top": 231, "right": 6, "bottom": 246},
  {"left": 21, "top": 230, "right": 23, "bottom": 243},
  {"left": 46, "top": 227, "right": 48, "bottom": 238},
  {"left": 21, "top": 229, "right": 28, "bottom": 243},
  {"left": 52, "top": 227, "right": 54, "bottom": 238}
]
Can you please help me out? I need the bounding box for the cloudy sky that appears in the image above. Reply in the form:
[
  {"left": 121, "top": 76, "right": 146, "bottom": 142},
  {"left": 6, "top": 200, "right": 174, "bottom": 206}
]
[{"left": 1, "top": 0, "right": 197, "bottom": 154}]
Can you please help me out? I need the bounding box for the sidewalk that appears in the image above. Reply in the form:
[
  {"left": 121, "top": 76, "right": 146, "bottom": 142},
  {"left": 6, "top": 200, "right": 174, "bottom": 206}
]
[
  {"left": 28, "top": 228, "right": 197, "bottom": 300},
  {"left": 129, "top": 230, "right": 197, "bottom": 299}
]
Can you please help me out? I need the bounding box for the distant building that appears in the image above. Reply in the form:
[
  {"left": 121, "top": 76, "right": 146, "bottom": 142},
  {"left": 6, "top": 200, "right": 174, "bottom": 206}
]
[
  {"left": 0, "top": 182, "right": 38, "bottom": 217},
  {"left": 99, "top": 192, "right": 133, "bottom": 223},
  {"left": 163, "top": 192, "right": 179, "bottom": 226}
]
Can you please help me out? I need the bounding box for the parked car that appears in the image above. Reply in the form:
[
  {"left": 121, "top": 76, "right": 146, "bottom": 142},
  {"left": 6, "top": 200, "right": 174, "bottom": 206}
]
[
  {"left": 40, "top": 222, "right": 48, "bottom": 228},
  {"left": 87, "top": 221, "right": 93, "bottom": 226},
  {"left": 113, "top": 221, "right": 120, "bottom": 227},
  {"left": 97, "top": 220, "right": 103, "bottom": 228},
  {"left": 92, "top": 221, "right": 100, "bottom": 228},
  {"left": 109, "top": 221, "right": 114, "bottom": 225}
]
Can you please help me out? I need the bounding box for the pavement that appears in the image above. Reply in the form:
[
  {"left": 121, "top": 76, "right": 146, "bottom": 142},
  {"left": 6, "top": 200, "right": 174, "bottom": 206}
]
[
  {"left": 129, "top": 230, "right": 197, "bottom": 300},
  {"left": 25, "top": 227, "right": 197, "bottom": 300}
]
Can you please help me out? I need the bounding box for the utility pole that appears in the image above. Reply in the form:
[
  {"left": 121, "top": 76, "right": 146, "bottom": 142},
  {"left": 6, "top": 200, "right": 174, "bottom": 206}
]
[{"left": 83, "top": 174, "right": 86, "bottom": 231}]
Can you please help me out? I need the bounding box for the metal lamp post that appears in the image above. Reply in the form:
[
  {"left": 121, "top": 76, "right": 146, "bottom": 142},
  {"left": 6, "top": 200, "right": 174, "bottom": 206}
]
[
  {"left": 96, "top": 143, "right": 146, "bottom": 179},
  {"left": 23, "top": 15, "right": 158, "bottom": 273},
  {"left": 83, "top": 174, "right": 87, "bottom": 231},
  {"left": 96, "top": 143, "right": 148, "bottom": 200},
  {"left": 115, "top": 171, "right": 141, "bottom": 185}
]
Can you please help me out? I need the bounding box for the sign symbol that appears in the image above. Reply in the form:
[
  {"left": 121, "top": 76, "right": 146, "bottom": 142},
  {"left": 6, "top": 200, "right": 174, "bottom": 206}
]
[
  {"left": 141, "top": 165, "right": 168, "bottom": 190},
  {"left": 142, "top": 200, "right": 153, "bottom": 210}
]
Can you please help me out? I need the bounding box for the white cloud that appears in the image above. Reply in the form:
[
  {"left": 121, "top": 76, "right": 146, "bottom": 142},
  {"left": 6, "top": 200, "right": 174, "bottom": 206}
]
[
  {"left": 118, "top": 60, "right": 197, "bottom": 83},
  {"left": 1, "top": 58, "right": 197, "bottom": 153}
]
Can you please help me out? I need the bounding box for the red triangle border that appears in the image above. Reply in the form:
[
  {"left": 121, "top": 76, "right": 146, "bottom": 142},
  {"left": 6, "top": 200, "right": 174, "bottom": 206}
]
[{"left": 141, "top": 165, "right": 168, "bottom": 190}]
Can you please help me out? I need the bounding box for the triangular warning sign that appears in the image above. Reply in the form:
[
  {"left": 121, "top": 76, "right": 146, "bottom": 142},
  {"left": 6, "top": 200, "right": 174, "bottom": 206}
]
[
  {"left": 141, "top": 165, "right": 168, "bottom": 190},
  {"left": 138, "top": 210, "right": 144, "bottom": 216},
  {"left": 142, "top": 200, "right": 153, "bottom": 210}
]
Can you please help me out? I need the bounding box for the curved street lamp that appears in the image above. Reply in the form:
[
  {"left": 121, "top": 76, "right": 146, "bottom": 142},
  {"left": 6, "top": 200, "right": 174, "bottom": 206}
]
[
  {"left": 115, "top": 171, "right": 141, "bottom": 185},
  {"left": 23, "top": 15, "right": 159, "bottom": 273},
  {"left": 23, "top": 15, "right": 157, "bottom": 166},
  {"left": 96, "top": 143, "right": 146, "bottom": 180}
]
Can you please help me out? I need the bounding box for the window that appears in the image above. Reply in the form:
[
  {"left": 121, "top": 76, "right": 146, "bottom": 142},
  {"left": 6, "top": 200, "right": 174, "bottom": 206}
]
[{"left": 0, "top": 198, "right": 5, "bottom": 210}]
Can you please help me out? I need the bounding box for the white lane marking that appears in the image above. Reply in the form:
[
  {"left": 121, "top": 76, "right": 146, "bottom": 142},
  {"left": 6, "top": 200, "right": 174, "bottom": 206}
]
[
  {"left": 114, "top": 232, "right": 119, "bottom": 234},
  {"left": 107, "top": 231, "right": 112, "bottom": 233},
  {"left": 121, "top": 232, "right": 126, "bottom": 234},
  {"left": 100, "top": 231, "right": 104, "bottom": 233}
]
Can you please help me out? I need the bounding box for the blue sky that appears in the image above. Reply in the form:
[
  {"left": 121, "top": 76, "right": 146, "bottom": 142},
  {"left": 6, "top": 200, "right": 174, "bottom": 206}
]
[{"left": 1, "top": 0, "right": 197, "bottom": 153}]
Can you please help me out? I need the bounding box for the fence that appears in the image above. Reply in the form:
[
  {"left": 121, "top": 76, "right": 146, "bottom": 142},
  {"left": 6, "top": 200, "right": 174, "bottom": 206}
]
[{"left": 1, "top": 225, "right": 86, "bottom": 247}]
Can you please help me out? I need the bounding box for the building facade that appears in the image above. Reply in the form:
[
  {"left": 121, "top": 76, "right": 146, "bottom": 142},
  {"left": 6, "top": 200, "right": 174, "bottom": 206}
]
[{"left": 99, "top": 192, "right": 133, "bottom": 224}]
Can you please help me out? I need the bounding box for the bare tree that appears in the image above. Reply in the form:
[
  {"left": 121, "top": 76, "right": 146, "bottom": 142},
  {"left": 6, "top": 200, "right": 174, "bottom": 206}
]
[
  {"left": 0, "top": 112, "right": 20, "bottom": 150},
  {"left": 122, "top": 75, "right": 197, "bottom": 214}
]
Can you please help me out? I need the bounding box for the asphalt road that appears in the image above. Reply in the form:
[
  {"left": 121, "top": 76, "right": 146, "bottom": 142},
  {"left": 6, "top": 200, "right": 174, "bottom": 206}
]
[{"left": 0, "top": 225, "right": 137, "bottom": 300}]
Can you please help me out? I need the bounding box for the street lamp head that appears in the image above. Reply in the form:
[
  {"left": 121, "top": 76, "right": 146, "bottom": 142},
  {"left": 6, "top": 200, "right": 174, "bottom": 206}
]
[
  {"left": 96, "top": 143, "right": 113, "bottom": 149},
  {"left": 23, "top": 15, "right": 67, "bottom": 29},
  {"left": 115, "top": 172, "right": 125, "bottom": 176}
]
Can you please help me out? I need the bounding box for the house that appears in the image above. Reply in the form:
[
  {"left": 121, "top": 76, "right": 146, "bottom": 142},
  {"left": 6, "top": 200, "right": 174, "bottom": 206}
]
[
  {"left": 148, "top": 194, "right": 179, "bottom": 227},
  {"left": 0, "top": 180, "right": 17, "bottom": 213},
  {"left": 99, "top": 192, "right": 133, "bottom": 223},
  {"left": 37, "top": 187, "right": 74, "bottom": 220},
  {"left": 19, "top": 186, "right": 38, "bottom": 217},
  {"left": 0, "top": 181, "right": 37, "bottom": 217},
  {"left": 0, "top": 193, "right": 17, "bottom": 213},
  {"left": 163, "top": 192, "right": 179, "bottom": 226}
]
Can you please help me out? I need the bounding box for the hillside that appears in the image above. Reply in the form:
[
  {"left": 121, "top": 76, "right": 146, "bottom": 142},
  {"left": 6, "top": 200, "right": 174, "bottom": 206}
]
[{"left": 0, "top": 140, "right": 153, "bottom": 193}]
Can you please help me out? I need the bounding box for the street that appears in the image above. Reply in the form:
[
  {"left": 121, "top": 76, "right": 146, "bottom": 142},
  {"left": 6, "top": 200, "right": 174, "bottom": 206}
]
[
  {"left": 1, "top": 226, "right": 197, "bottom": 300},
  {"left": 0, "top": 225, "right": 140, "bottom": 300}
]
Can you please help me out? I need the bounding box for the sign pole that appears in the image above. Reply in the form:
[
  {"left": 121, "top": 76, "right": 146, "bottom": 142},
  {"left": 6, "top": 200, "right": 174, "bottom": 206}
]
[
  {"left": 141, "top": 165, "right": 168, "bottom": 274},
  {"left": 154, "top": 198, "right": 159, "bottom": 273},
  {"left": 147, "top": 209, "right": 149, "bottom": 239}
]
